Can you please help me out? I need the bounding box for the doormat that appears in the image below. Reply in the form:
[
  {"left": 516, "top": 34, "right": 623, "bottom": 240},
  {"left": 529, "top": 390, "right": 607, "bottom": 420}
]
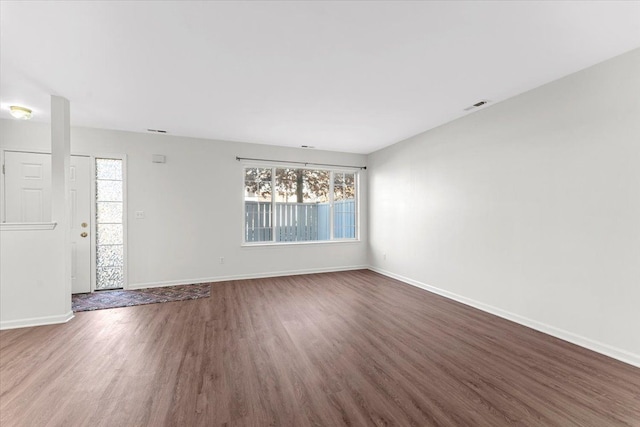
[{"left": 72, "top": 283, "right": 211, "bottom": 312}]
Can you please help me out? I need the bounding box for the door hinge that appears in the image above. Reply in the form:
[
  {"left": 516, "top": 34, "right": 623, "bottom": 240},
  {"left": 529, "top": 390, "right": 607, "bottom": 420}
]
[{"left": 1, "top": 164, "right": 4, "bottom": 174}]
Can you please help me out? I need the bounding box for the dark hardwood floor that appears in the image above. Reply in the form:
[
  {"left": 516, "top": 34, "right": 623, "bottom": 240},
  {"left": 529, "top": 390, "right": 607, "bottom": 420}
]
[{"left": 1, "top": 270, "right": 639, "bottom": 426}]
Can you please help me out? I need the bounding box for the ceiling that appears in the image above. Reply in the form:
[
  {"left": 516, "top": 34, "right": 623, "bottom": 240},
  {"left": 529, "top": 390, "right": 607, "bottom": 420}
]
[{"left": 1, "top": 1, "right": 639, "bottom": 154}]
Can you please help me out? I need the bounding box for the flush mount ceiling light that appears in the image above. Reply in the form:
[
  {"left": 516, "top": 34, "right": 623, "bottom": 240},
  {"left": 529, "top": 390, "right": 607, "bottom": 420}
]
[{"left": 9, "top": 106, "right": 33, "bottom": 120}]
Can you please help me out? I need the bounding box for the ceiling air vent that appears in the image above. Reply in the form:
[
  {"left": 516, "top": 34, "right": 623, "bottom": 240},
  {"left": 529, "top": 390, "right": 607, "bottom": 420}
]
[
  {"left": 147, "top": 128, "right": 168, "bottom": 134},
  {"left": 464, "top": 100, "right": 491, "bottom": 111}
]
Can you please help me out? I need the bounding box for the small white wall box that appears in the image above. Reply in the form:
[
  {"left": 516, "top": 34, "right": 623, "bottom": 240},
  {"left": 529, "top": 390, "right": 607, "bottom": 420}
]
[{"left": 152, "top": 154, "right": 166, "bottom": 163}]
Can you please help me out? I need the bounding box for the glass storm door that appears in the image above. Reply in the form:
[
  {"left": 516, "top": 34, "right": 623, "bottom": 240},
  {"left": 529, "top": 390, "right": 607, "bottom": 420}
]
[{"left": 95, "top": 158, "right": 125, "bottom": 290}]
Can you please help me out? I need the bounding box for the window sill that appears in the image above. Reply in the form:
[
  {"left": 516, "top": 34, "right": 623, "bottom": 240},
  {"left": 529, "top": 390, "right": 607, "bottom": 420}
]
[
  {"left": 242, "top": 239, "right": 361, "bottom": 248},
  {"left": 0, "top": 222, "right": 57, "bottom": 231}
]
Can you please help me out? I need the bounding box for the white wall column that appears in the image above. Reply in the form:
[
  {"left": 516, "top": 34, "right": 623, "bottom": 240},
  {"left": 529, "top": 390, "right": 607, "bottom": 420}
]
[{"left": 50, "top": 95, "right": 72, "bottom": 314}]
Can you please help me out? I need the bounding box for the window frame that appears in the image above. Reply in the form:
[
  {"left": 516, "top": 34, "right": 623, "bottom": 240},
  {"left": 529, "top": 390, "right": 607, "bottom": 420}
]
[{"left": 241, "top": 162, "right": 360, "bottom": 246}]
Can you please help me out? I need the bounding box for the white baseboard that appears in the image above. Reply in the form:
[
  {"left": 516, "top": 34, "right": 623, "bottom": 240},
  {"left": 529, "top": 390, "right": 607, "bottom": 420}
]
[
  {"left": 368, "top": 266, "right": 640, "bottom": 369},
  {"left": 0, "top": 310, "right": 74, "bottom": 330},
  {"left": 128, "top": 265, "right": 369, "bottom": 290}
]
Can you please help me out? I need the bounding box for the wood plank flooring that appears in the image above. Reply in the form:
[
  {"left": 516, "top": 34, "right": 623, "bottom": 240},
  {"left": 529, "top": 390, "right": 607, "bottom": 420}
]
[{"left": 1, "top": 270, "right": 639, "bottom": 426}]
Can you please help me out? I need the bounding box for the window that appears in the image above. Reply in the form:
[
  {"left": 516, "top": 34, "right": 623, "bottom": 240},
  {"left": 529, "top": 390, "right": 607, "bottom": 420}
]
[
  {"left": 95, "top": 158, "right": 124, "bottom": 289},
  {"left": 244, "top": 166, "right": 357, "bottom": 244}
]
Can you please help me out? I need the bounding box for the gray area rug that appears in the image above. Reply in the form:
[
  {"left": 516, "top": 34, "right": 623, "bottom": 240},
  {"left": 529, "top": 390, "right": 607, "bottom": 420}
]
[{"left": 72, "top": 283, "right": 211, "bottom": 312}]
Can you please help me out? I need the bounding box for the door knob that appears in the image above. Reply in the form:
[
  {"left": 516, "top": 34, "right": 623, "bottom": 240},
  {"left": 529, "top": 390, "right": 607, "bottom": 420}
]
[{"left": 80, "top": 232, "right": 88, "bottom": 238}]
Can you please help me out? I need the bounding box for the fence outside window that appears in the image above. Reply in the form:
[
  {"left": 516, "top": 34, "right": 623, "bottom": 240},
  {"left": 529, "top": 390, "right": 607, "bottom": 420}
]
[{"left": 245, "top": 200, "right": 356, "bottom": 243}]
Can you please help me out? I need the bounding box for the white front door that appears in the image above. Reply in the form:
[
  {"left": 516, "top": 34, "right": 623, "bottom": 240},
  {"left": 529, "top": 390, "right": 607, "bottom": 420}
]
[
  {"left": 4, "top": 151, "right": 92, "bottom": 293},
  {"left": 69, "top": 156, "right": 92, "bottom": 293}
]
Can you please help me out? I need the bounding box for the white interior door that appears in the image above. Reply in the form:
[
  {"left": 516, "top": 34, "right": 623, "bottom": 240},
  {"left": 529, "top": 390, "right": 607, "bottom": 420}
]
[
  {"left": 3, "top": 152, "right": 52, "bottom": 222},
  {"left": 4, "top": 152, "right": 92, "bottom": 294}
]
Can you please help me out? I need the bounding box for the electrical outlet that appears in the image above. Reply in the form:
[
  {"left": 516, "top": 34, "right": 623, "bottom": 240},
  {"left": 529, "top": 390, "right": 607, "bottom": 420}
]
[
  {"left": 383, "top": 253, "right": 387, "bottom": 260},
  {"left": 135, "top": 211, "right": 145, "bottom": 219},
  {"left": 219, "top": 257, "right": 224, "bottom": 264}
]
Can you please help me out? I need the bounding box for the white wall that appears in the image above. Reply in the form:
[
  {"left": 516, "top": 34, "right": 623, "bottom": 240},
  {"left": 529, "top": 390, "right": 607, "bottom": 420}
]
[
  {"left": 0, "top": 228, "right": 72, "bottom": 328},
  {"left": 368, "top": 48, "right": 640, "bottom": 366},
  {"left": 0, "top": 121, "right": 368, "bottom": 295}
]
